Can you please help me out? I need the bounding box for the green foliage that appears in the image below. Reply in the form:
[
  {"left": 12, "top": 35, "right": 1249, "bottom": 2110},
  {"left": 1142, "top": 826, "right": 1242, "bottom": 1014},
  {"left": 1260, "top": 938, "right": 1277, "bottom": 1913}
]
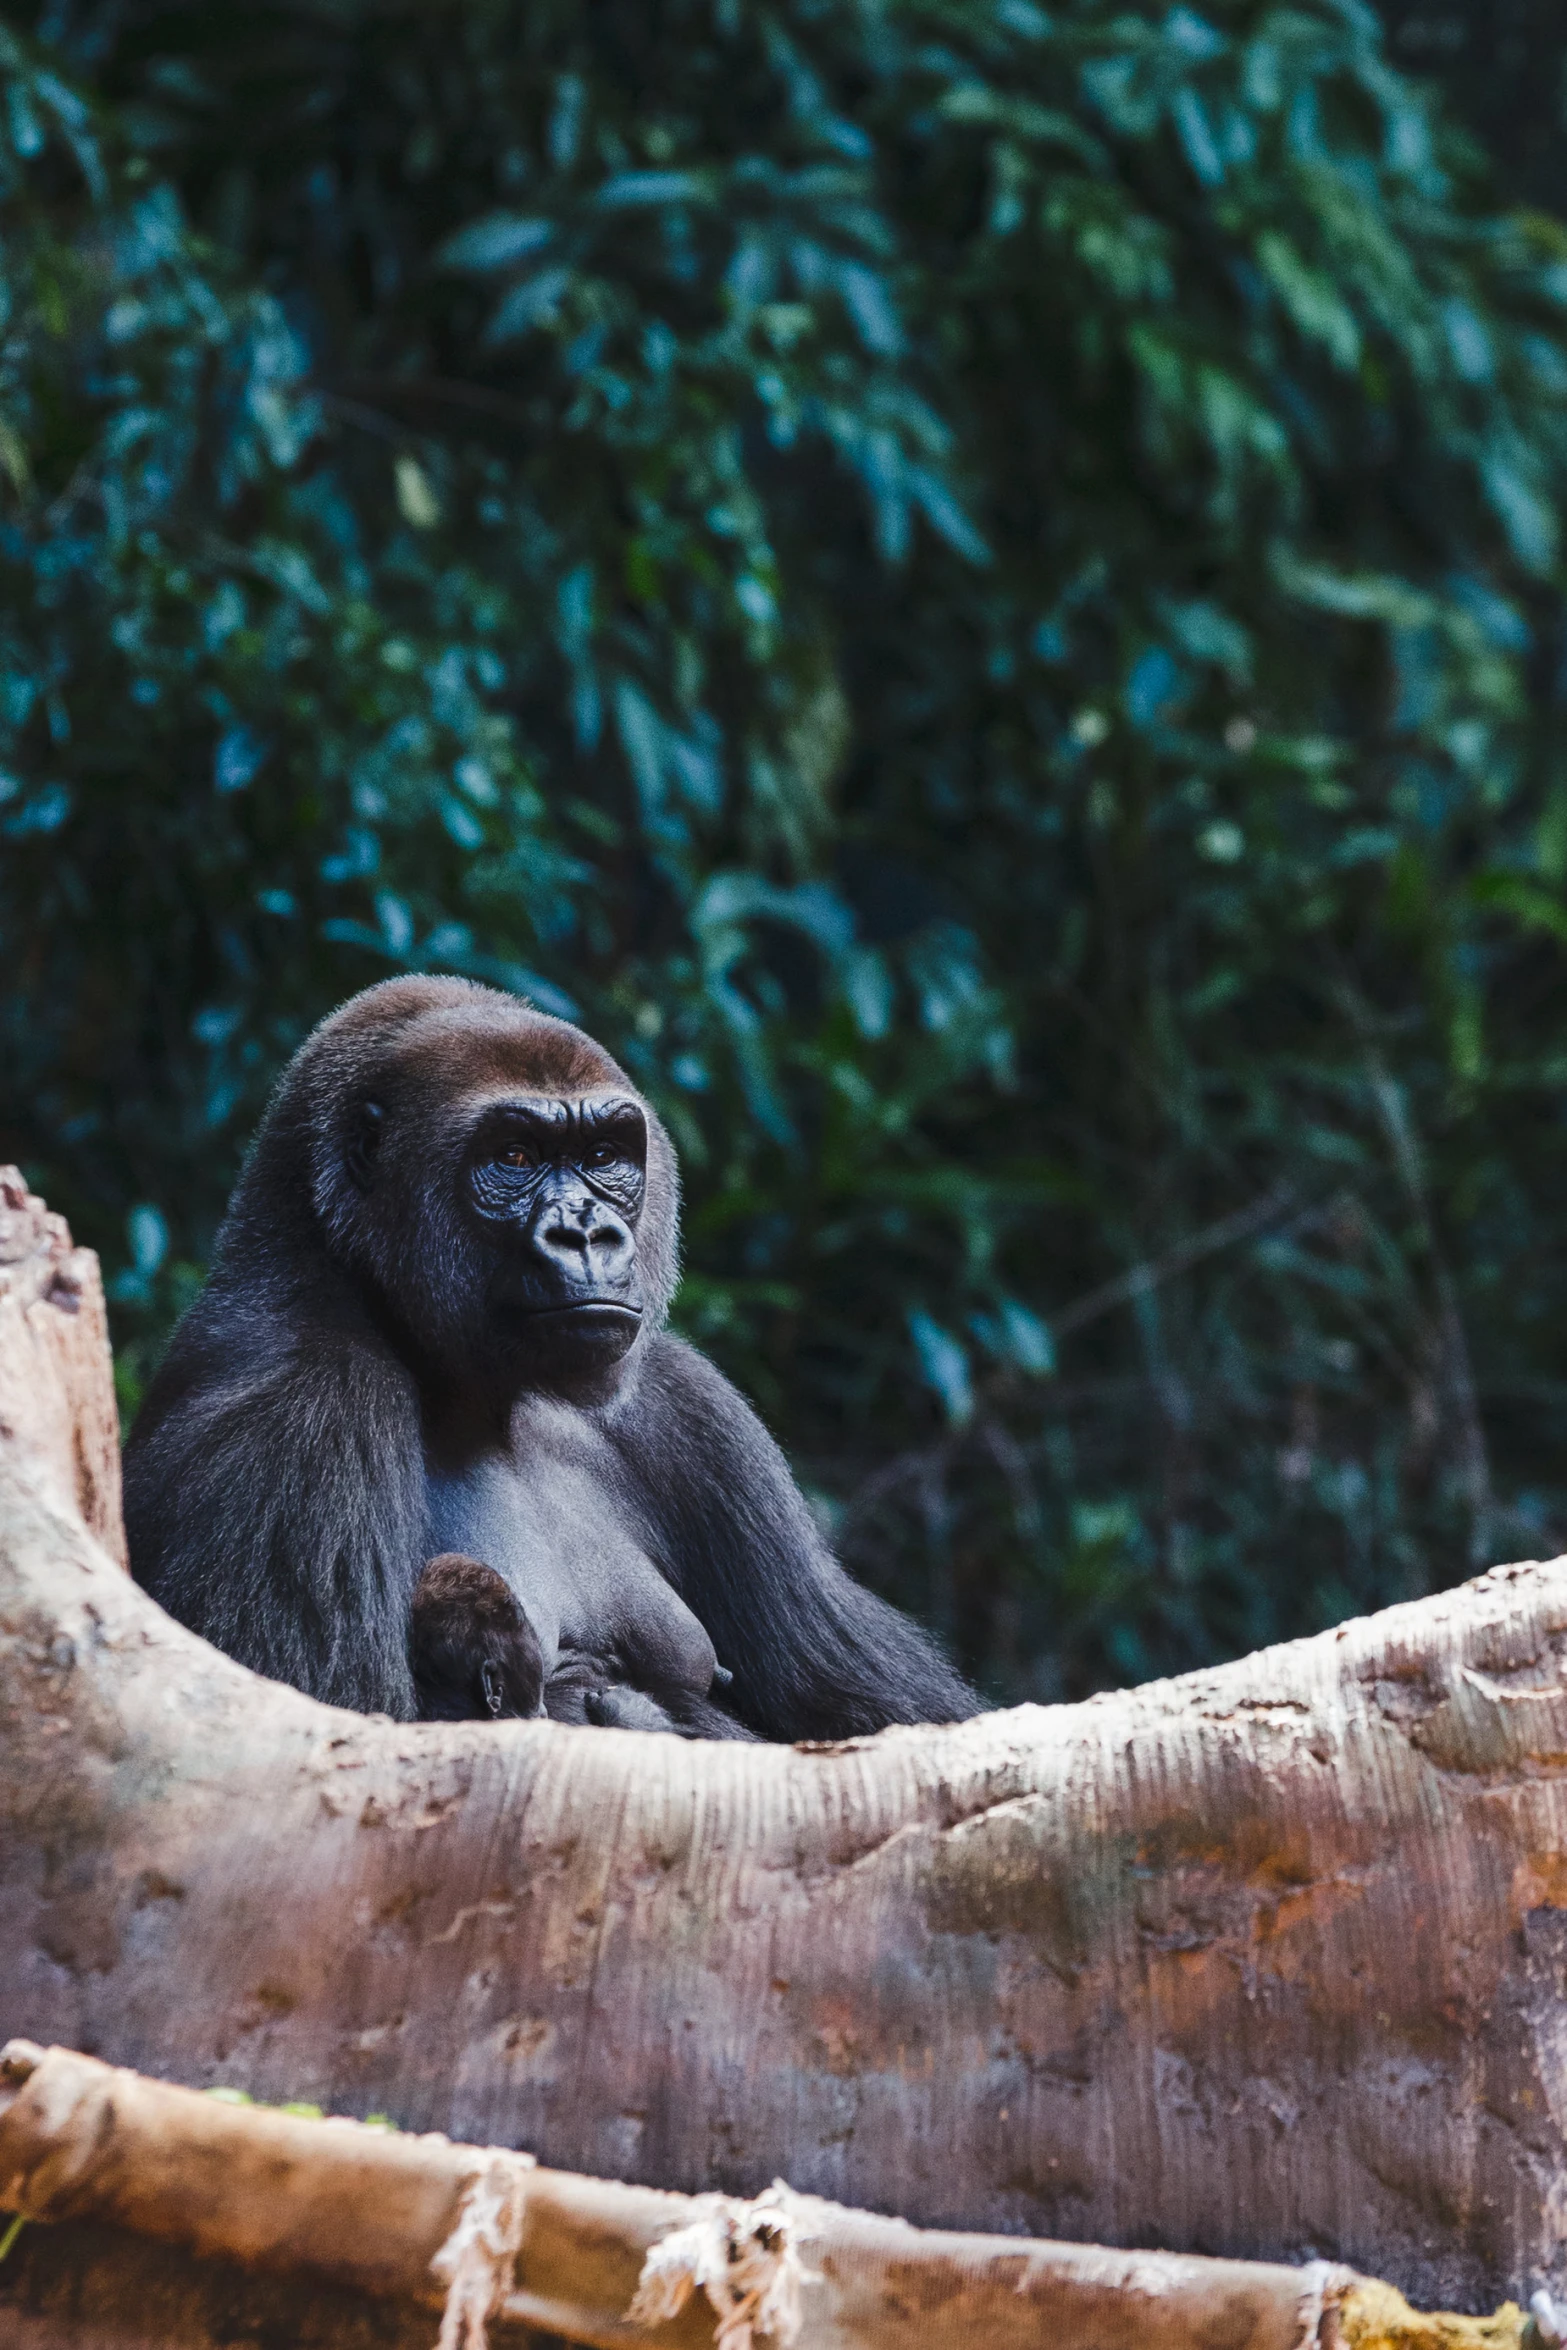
[
  {"left": 1383, "top": 0, "right": 1567, "bottom": 219},
  {"left": 4, "top": 0, "right": 1567, "bottom": 1698}
]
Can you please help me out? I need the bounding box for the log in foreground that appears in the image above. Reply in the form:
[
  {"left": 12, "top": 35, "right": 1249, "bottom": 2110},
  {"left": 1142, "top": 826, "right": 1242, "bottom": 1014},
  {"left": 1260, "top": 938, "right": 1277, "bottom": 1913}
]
[
  {"left": 0, "top": 2038, "right": 1366, "bottom": 2350},
  {"left": 5, "top": 1170, "right": 1567, "bottom": 2316}
]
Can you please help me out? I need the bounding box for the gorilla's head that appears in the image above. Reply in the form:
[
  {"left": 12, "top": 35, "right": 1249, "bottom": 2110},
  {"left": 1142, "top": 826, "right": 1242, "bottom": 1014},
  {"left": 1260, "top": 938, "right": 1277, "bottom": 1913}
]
[{"left": 229, "top": 977, "right": 680, "bottom": 1397}]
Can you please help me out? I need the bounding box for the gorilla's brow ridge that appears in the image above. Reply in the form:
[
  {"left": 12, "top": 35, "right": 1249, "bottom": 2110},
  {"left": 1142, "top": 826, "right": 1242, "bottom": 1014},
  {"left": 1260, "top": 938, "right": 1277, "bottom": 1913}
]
[{"left": 471, "top": 1094, "right": 647, "bottom": 1143}]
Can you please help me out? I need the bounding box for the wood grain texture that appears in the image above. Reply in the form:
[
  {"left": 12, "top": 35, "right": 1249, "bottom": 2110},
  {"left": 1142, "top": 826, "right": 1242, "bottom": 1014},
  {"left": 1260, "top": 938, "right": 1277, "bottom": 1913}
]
[
  {"left": 0, "top": 2039, "right": 1343, "bottom": 2350},
  {"left": 0, "top": 1167, "right": 124, "bottom": 1569},
  {"left": 3, "top": 1183, "right": 1567, "bottom": 2313}
]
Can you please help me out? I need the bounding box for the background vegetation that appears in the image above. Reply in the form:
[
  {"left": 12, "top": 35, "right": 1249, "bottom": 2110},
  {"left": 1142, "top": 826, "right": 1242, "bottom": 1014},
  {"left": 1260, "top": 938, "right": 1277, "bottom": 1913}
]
[{"left": 3, "top": 0, "right": 1567, "bottom": 1702}]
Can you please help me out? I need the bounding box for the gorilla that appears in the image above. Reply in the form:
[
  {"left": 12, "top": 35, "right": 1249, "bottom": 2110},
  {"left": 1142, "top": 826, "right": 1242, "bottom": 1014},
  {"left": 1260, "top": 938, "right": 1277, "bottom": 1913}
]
[
  {"left": 409, "top": 1552, "right": 547, "bottom": 1725},
  {"left": 124, "top": 977, "right": 978, "bottom": 1740}
]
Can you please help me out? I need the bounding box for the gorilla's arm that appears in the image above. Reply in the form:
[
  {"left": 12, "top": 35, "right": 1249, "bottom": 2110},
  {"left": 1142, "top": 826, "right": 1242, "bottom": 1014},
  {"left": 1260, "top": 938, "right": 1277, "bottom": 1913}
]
[
  {"left": 123, "top": 1290, "right": 426, "bottom": 1719},
  {"left": 602, "top": 1335, "right": 980, "bottom": 1741}
]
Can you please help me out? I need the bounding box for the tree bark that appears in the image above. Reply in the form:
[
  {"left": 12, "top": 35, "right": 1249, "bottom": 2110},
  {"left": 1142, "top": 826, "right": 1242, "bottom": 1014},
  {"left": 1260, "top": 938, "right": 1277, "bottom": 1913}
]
[
  {"left": 4, "top": 1173, "right": 1567, "bottom": 2317},
  {"left": 0, "top": 2036, "right": 1362, "bottom": 2350}
]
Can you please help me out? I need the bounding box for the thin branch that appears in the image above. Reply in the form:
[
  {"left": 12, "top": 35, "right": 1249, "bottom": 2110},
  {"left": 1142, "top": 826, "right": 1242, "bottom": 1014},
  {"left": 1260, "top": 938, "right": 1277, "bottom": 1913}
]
[
  {"left": 833, "top": 1189, "right": 1297, "bottom": 1545},
  {"left": 1049, "top": 1183, "right": 1297, "bottom": 1340},
  {"left": 328, "top": 372, "right": 537, "bottom": 433},
  {"left": 314, "top": 390, "right": 405, "bottom": 443},
  {"left": 1334, "top": 981, "right": 1493, "bottom": 1566}
]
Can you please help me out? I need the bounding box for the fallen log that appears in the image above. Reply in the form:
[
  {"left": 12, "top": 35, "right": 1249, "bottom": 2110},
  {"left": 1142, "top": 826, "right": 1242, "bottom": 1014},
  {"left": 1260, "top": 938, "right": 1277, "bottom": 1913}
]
[
  {"left": 4, "top": 1169, "right": 1567, "bottom": 2321},
  {"left": 0, "top": 2037, "right": 1366, "bottom": 2350}
]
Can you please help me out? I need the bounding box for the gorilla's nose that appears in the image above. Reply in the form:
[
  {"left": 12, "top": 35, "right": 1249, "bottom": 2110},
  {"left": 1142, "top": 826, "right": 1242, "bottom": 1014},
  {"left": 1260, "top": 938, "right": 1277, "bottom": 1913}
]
[{"left": 535, "top": 1196, "right": 632, "bottom": 1290}]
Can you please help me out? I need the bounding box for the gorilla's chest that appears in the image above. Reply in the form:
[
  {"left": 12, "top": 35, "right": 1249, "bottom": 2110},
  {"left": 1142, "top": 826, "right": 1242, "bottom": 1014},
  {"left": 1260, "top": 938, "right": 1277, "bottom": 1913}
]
[{"left": 420, "top": 1401, "right": 716, "bottom": 1698}]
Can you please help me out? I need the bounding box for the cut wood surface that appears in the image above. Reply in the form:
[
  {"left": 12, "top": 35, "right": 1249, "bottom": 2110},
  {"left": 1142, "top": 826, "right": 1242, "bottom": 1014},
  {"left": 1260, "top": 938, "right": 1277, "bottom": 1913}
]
[{"left": 4, "top": 1173, "right": 1567, "bottom": 2315}]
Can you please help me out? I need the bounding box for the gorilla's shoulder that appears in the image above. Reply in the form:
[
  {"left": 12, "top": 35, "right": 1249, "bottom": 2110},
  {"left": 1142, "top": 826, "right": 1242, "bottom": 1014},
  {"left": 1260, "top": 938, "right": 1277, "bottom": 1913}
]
[
  {"left": 599, "top": 1329, "right": 798, "bottom": 1499},
  {"left": 130, "top": 1260, "right": 409, "bottom": 1457},
  {"left": 615, "top": 1328, "right": 764, "bottom": 1429}
]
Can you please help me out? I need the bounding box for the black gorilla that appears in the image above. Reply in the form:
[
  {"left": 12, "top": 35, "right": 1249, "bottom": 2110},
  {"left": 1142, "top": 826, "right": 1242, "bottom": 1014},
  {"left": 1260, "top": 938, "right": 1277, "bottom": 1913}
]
[{"left": 124, "top": 977, "right": 978, "bottom": 1739}]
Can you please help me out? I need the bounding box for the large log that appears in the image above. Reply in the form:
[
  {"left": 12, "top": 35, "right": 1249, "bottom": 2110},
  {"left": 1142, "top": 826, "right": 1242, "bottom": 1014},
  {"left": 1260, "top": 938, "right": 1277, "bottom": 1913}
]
[
  {"left": 0, "top": 2037, "right": 1365, "bottom": 2350},
  {"left": 4, "top": 1171, "right": 1567, "bottom": 2316}
]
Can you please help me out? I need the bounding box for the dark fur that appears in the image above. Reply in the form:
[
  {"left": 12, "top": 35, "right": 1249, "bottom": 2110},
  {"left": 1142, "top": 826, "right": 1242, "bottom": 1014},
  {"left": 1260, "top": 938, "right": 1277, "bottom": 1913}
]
[
  {"left": 411, "top": 1554, "right": 546, "bottom": 1721},
  {"left": 124, "top": 976, "right": 979, "bottom": 1739}
]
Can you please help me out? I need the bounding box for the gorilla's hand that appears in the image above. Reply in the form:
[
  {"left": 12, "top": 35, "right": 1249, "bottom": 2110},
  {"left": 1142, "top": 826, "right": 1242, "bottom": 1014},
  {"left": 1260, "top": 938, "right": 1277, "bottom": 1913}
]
[
  {"left": 543, "top": 1649, "right": 758, "bottom": 1739},
  {"left": 410, "top": 1552, "right": 545, "bottom": 1722}
]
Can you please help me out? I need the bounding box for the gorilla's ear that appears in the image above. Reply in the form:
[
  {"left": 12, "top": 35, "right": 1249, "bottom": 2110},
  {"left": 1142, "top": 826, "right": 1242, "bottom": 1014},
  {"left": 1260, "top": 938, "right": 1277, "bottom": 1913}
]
[{"left": 344, "top": 1099, "right": 386, "bottom": 1192}]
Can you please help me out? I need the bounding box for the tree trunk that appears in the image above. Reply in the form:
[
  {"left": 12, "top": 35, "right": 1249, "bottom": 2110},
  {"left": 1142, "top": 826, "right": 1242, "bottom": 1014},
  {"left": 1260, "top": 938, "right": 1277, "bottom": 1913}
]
[{"left": 4, "top": 1172, "right": 1567, "bottom": 2321}]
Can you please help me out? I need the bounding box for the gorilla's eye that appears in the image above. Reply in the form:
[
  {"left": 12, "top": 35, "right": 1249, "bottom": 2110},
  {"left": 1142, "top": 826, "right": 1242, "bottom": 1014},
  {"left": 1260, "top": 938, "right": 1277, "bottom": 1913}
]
[
  {"left": 583, "top": 1143, "right": 617, "bottom": 1170},
  {"left": 498, "top": 1145, "right": 536, "bottom": 1169}
]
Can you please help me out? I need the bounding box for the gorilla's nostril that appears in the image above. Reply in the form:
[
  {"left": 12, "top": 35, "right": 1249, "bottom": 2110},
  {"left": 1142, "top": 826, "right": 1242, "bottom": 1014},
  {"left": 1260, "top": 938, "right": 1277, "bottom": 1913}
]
[{"left": 538, "top": 1213, "right": 628, "bottom": 1276}]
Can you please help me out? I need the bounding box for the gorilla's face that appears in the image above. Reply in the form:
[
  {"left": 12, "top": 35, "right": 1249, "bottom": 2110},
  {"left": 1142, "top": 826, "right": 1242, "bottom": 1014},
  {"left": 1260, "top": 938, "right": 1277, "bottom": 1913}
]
[
  {"left": 319, "top": 992, "right": 676, "bottom": 1402},
  {"left": 462, "top": 1093, "right": 648, "bottom": 1377}
]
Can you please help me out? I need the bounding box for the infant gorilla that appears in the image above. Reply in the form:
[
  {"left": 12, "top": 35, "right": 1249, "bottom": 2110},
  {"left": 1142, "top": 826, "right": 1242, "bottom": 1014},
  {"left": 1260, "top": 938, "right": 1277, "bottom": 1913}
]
[{"left": 411, "top": 1552, "right": 754, "bottom": 1737}]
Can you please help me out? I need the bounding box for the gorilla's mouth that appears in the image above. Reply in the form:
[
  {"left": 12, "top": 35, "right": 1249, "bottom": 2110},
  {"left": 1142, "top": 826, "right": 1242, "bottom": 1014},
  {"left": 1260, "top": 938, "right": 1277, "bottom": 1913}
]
[
  {"left": 524, "top": 1300, "right": 643, "bottom": 1326},
  {"left": 508, "top": 1299, "right": 644, "bottom": 1362}
]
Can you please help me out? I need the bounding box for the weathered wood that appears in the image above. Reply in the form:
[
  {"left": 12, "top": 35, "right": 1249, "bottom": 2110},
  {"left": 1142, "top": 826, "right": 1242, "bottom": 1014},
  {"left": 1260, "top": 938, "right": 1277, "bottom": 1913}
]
[
  {"left": 0, "top": 2039, "right": 1351, "bottom": 2350},
  {"left": 4, "top": 1174, "right": 1567, "bottom": 2314},
  {"left": 0, "top": 1168, "right": 124, "bottom": 1569}
]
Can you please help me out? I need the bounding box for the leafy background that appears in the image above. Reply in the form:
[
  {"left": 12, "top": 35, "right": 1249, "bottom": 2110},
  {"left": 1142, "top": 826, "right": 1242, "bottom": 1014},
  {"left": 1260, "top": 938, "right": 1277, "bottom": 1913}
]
[{"left": 3, "top": 0, "right": 1566, "bottom": 1703}]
